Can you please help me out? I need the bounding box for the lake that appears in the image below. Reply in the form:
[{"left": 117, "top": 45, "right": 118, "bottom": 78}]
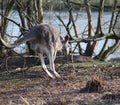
[{"left": 6, "top": 11, "right": 120, "bottom": 61}]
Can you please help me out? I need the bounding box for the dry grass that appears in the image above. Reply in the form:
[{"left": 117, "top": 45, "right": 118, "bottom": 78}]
[{"left": 0, "top": 57, "right": 120, "bottom": 105}]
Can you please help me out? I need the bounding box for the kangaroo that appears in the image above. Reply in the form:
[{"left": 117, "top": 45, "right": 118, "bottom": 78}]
[{"left": 0, "top": 24, "right": 70, "bottom": 78}]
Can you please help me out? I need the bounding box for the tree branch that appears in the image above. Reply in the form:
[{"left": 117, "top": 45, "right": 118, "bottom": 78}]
[
  {"left": 70, "top": 33, "right": 120, "bottom": 43},
  {"left": 0, "top": 13, "right": 28, "bottom": 32}
]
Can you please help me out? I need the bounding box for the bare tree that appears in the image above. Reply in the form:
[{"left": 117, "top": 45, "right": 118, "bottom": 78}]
[
  {"left": 84, "top": 0, "right": 94, "bottom": 56},
  {"left": 60, "top": 0, "right": 120, "bottom": 60},
  {"left": 0, "top": 0, "right": 43, "bottom": 55},
  {"left": 96, "top": 0, "right": 120, "bottom": 60},
  {"left": 0, "top": 0, "right": 15, "bottom": 57}
]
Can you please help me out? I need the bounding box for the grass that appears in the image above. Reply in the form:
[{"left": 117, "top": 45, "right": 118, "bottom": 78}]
[{"left": 0, "top": 58, "right": 120, "bottom": 105}]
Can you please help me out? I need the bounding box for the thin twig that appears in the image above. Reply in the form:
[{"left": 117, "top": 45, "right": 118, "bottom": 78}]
[{"left": 20, "top": 96, "right": 30, "bottom": 105}]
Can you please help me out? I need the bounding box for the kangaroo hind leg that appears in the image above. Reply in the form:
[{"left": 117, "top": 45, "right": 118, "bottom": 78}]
[
  {"left": 39, "top": 53, "right": 55, "bottom": 79},
  {"left": 48, "top": 49, "right": 61, "bottom": 78}
]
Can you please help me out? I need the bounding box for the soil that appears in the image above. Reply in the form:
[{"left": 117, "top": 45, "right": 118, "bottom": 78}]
[{"left": 0, "top": 55, "right": 120, "bottom": 105}]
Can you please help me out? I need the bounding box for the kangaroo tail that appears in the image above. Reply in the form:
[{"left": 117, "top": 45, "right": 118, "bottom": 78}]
[{"left": 0, "top": 33, "right": 35, "bottom": 48}]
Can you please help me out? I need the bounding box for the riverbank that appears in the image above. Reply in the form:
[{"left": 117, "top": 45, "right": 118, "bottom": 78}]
[{"left": 0, "top": 56, "right": 120, "bottom": 105}]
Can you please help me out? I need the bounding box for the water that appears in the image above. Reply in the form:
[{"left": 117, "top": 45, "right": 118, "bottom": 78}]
[{"left": 6, "top": 11, "right": 120, "bottom": 60}]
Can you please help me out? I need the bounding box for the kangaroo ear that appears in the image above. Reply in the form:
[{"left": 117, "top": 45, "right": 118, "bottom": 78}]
[
  {"left": 65, "top": 35, "right": 69, "bottom": 42},
  {"left": 60, "top": 35, "right": 64, "bottom": 41}
]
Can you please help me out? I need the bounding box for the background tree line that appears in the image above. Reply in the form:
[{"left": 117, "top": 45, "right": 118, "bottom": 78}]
[
  {"left": 0, "top": 0, "right": 120, "bottom": 11},
  {"left": 0, "top": 0, "right": 120, "bottom": 61}
]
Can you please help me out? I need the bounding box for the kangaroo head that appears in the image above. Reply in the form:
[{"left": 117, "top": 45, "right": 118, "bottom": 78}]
[{"left": 60, "top": 35, "right": 70, "bottom": 55}]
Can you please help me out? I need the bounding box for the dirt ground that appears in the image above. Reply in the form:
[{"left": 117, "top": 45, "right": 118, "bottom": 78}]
[{"left": 0, "top": 55, "right": 120, "bottom": 105}]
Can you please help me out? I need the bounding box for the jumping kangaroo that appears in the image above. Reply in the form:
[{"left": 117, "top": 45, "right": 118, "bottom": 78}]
[{"left": 0, "top": 24, "right": 70, "bottom": 78}]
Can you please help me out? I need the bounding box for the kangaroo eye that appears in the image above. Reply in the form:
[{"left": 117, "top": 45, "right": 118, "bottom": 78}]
[{"left": 67, "top": 44, "right": 70, "bottom": 48}]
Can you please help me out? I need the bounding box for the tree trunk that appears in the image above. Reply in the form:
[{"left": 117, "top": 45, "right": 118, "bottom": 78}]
[
  {"left": 66, "top": 0, "right": 83, "bottom": 55},
  {"left": 26, "top": 0, "right": 35, "bottom": 55},
  {"left": 0, "top": 0, "right": 14, "bottom": 57},
  {"left": 35, "top": 0, "right": 43, "bottom": 23},
  {"left": 0, "top": 1, "right": 4, "bottom": 57},
  {"left": 91, "top": 0, "right": 105, "bottom": 58},
  {"left": 84, "top": 0, "right": 105, "bottom": 57},
  {"left": 26, "top": 0, "right": 43, "bottom": 55},
  {"left": 84, "top": 0, "right": 93, "bottom": 56}
]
